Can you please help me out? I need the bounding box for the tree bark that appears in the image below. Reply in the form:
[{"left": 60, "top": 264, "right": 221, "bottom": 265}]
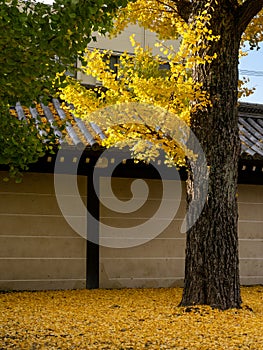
[{"left": 180, "top": 1, "right": 243, "bottom": 309}]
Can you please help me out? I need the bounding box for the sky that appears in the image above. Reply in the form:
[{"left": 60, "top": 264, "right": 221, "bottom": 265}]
[{"left": 239, "top": 44, "right": 263, "bottom": 104}]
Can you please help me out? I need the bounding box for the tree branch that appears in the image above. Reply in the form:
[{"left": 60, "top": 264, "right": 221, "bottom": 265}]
[
  {"left": 169, "top": 0, "right": 193, "bottom": 22},
  {"left": 237, "top": 0, "right": 263, "bottom": 35}
]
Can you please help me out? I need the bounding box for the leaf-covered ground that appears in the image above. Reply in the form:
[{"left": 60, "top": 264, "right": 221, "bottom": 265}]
[{"left": 0, "top": 287, "right": 262, "bottom": 349}]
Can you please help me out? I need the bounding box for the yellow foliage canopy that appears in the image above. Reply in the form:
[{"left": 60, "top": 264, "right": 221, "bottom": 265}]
[
  {"left": 113, "top": 0, "right": 263, "bottom": 46},
  {"left": 60, "top": 7, "right": 219, "bottom": 166},
  {"left": 59, "top": 0, "right": 263, "bottom": 166}
]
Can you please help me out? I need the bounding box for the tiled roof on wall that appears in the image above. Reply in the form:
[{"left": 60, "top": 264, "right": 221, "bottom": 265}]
[
  {"left": 12, "top": 99, "right": 263, "bottom": 159},
  {"left": 13, "top": 98, "right": 105, "bottom": 151},
  {"left": 238, "top": 102, "right": 263, "bottom": 158}
]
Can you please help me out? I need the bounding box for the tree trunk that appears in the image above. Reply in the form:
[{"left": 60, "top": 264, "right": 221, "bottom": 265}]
[{"left": 180, "top": 1, "right": 242, "bottom": 309}]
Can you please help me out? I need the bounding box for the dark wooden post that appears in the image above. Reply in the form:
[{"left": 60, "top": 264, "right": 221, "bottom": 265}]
[{"left": 86, "top": 168, "right": 100, "bottom": 289}]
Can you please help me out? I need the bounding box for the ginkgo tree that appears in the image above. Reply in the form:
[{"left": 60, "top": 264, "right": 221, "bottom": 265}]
[{"left": 60, "top": 0, "right": 263, "bottom": 310}]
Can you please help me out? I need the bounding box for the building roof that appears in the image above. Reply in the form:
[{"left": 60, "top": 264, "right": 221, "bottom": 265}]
[{"left": 13, "top": 98, "right": 263, "bottom": 159}]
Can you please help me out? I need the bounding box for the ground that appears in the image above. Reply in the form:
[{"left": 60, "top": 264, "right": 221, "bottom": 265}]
[{"left": 0, "top": 287, "right": 262, "bottom": 349}]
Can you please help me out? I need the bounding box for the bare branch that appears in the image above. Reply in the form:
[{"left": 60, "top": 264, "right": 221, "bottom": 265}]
[
  {"left": 156, "top": 0, "right": 192, "bottom": 22},
  {"left": 237, "top": 0, "right": 263, "bottom": 35},
  {"left": 155, "top": 0, "right": 178, "bottom": 13}
]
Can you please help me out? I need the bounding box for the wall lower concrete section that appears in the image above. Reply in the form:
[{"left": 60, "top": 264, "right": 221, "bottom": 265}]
[
  {"left": 99, "top": 177, "right": 186, "bottom": 288},
  {"left": 238, "top": 184, "right": 263, "bottom": 285},
  {"left": 0, "top": 172, "right": 87, "bottom": 291},
  {"left": 0, "top": 173, "right": 262, "bottom": 290}
]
